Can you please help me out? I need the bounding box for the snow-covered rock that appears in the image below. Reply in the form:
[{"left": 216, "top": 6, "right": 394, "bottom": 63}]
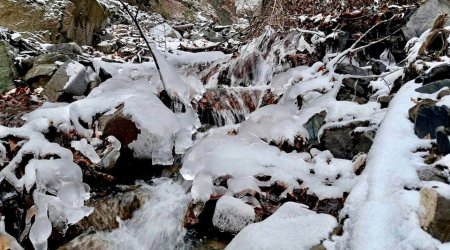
[
  {"left": 226, "top": 202, "right": 337, "bottom": 250},
  {"left": 212, "top": 196, "right": 255, "bottom": 233}
]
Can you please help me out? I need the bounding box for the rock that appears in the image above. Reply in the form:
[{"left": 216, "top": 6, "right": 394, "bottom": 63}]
[
  {"left": 369, "top": 59, "right": 387, "bottom": 75},
  {"left": 73, "top": 186, "right": 148, "bottom": 232},
  {"left": 334, "top": 63, "right": 370, "bottom": 76},
  {"left": 335, "top": 63, "right": 371, "bottom": 104},
  {"left": 304, "top": 110, "right": 327, "bottom": 145},
  {"left": 41, "top": 60, "right": 89, "bottom": 101},
  {"left": 34, "top": 53, "right": 70, "bottom": 65},
  {"left": 0, "top": 216, "right": 23, "bottom": 250},
  {"left": 438, "top": 89, "right": 450, "bottom": 99},
  {"left": 338, "top": 77, "right": 371, "bottom": 101},
  {"left": 418, "top": 168, "right": 448, "bottom": 183},
  {"left": 99, "top": 105, "right": 141, "bottom": 147},
  {"left": 419, "top": 187, "right": 450, "bottom": 242},
  {"left": 416, "top": 79, "right": 450, "bottom": 94},
  {"left": 408, "top": 99, "right": 437, "bottom": 122},
  {"left": 353, "top": 130, "right": 375, "bottom": 156},
  {"left": 413, "top": 104, "right": 450, "bottom": 139},
  {"left": 24, "top": 64, "right": 58, "bottom": 87},
  {"left": 436, "top": 127, "right": 450, "bottom": 154},
  {"left": 415, "top": 64, "right": 450, "bottom": 85},
  {"left": 0, "top": 41, "right": 17, "bottom": 93},
  {"left": 0, "top": 0, "right": 108, "bottom": 45},
  {"left": 0, "top": 0, "right": 60, "bottom": 42},
  {"left": 45, "top": 43, "right": 83, "bottom": 56},
  {"left": 378, "top": 95, "right": 394, "bottom": 109},
  {"left": 212, "top": 196, "right": 255, "bottom": 233},
  {"left": 62, "top": 0, "right": 108, "bottom": 45},
  {"left": 320, "top": 120, "right": 370, "bottom": 159},
  {"left": 403, "top": 0, "right": 450, "bottom": 39}
]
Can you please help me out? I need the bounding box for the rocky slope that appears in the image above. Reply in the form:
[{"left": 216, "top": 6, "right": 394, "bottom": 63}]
[{"left": 2, "top": 0, "right": 450, "bottom": 249}]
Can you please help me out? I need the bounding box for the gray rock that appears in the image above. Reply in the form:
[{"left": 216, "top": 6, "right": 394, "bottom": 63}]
[
  {"left": 418, "top": 168, "right": 448, "bottom": 183},
  {"left": 320, "top": 120, "right": 370, "bottom": 159},
  {"left": 0, "top": 41, "right": 16, "bottom": 93},
  {"left": 24, "top": 64, "right": 57, "bottom": 87},
  {"left": 45, "top": 42, "right": 83, "bottom": 56},
  {"left": 33, "top": 53, "right": 70, "bottom": 66},
  {"left": 403, "top": 0, "right": 450, "bottom": 39},
  {"left": 335, "top": 63, "right": 370, "bottom": 76},
  {"left": 41, "top": 60, "right": 89, "bottom": 101}
]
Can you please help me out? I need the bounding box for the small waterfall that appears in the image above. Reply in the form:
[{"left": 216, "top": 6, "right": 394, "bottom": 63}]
[
  {"left": 197, "top": 88, "right": 275, "bottom": 127},
  {"left": 62, "top": 178, "right": 190, "bottom": 250}
]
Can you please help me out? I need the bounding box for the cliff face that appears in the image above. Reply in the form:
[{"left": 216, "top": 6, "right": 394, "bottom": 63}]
[{"left": 0, "top": 0, "right": 108, "bottom": 45}]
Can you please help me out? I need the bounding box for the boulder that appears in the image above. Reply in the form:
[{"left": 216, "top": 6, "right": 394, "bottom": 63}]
[
  {"left": 320, "top": 120, "right": 370, "bottom": 159},
  {"left": 403, "top": 0, "right": 450, "bottom": 39},
  {"left": 41, "top": 60, "right": 89, "bottom": 101},
  {"left": 0, "top": 41, "right": 16, "bottom": 93},
  {"left": 419, "top": 187, "right": 450, "bottom": 242}
]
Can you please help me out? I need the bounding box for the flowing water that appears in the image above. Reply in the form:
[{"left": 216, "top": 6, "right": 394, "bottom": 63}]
[{"left": 64, "top": 178, "right": 191, "bottom": 250}]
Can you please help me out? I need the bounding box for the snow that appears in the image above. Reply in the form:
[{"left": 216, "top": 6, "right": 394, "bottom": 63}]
[
  {"left": 24, "top": 69, "right": 198, "bottom": 165},
  {"left": 226, "top": 202, "right": 337, "bottom": 250},
  {"left": 149, "top": 42, "right": 198, "bottom": 104},
  {"left": 212, "top": 196, "right": 256, "bottom": 233},
  {"left": 335, "top": 81, "right": 440, "bottom": 250},
  {"left": 182, "top": 133, "right": 357, "bottom": 202},
  {"left": 63, "top": 61, "right": 89, "bottom": 96}
]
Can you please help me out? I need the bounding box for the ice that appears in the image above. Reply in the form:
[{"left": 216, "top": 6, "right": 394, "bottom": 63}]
[
  {"left": 0, "top": 142, "right": 6, "bottom": 166},
  {"left": 212, "top": 196, "right": 256, "bottom": 233},
  {"left": 226, "top": 202, "right": 337, "bottom": 250},
  {"left": 29, "top": 213, "right": 52, "bottom": 250},
  {"left": 149, "top": 42, "right": 198, "bottom": 104},
  {"left": 71, "top": 139, "right": 101, "bottom": 164}
]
